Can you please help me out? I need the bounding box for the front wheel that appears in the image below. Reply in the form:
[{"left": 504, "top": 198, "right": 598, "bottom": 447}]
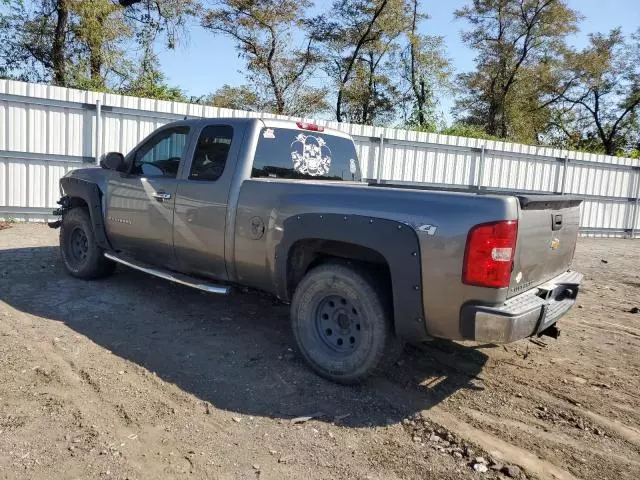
[
  {"left": 60, "top": 208, "right": 115, "bottom": 279},
  {"left": 291, "top": 263, "right": 401, "bottom": 384}
]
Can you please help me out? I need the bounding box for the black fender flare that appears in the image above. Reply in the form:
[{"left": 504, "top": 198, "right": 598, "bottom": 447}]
[
  {"left": 274, "top": 213, "right": 427, "bottom": 342},
  {"left": 59, "top": 177, "right": 112, "bottom": 250}
]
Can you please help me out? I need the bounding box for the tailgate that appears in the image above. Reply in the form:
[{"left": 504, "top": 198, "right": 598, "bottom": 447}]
[{"left": 508, "top": 195, "right": 582, "bottom": 298}]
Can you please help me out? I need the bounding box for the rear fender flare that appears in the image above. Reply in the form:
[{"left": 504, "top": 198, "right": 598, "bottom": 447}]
[{"left": 274, "top": 213, "right": 427, "bottom": 342}]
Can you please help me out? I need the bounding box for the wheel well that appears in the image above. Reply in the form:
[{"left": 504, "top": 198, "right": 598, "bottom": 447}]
[
  {"left": 68, "top": 197, "right": 89, "bottom": 210},
  {"left": 286, "top": 239, "right": 392, "bottom": 305}
]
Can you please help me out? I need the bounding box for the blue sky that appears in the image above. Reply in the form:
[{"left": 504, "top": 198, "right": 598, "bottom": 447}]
[{"left": 157, "top": 0, "right": 640, "bottom": 122}]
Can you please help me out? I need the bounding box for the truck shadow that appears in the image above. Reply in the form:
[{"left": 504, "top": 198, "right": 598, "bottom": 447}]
[{"left": 0, "top": 245, "right": 488, "bottom": 428}]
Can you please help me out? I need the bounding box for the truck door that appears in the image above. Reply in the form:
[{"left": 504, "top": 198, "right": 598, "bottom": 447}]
[
  {"left": 105, "top": 125, "right": 191, "bottom": 267},
  {"left": 172, "top": 122, "right": 243, "bottom": 280}
]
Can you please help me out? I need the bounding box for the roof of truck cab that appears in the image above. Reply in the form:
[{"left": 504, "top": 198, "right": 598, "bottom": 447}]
[
  {"left": 258, "top": 118, "right": 352, "bottom": 140},
  {"left": 164, "top": 117, "right": 353, "bottom": 140}
]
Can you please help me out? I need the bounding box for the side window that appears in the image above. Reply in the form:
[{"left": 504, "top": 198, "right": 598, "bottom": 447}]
[
  {"left": 189, "top": 125, "right": 234, "bottom": 181},
  {"left": 131, "top": 127, "right": 190, "bottom": 178}
]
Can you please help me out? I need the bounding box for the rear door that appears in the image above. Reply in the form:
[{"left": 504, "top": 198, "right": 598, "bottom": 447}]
[
  {"left": 105, "top": 126, "right": 191, "bottom": 267},
  {"left": 508, "top": 196, "right": 582, "bottom": 297},
  {"left": 172, "top": 121, "right": 245, "bottom": 280}
]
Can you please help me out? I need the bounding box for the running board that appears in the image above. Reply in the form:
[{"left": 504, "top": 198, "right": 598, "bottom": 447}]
[{"left": 104, "top": 252, "right": 230, "bottom": 295}]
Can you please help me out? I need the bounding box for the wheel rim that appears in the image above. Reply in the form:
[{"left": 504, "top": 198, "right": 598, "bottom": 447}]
[
  {"left": 315, "top": 294, "right": 362, "bottom": 353},
  {"left": 68, "top": 227, "right": 89, "bottom": 266}
]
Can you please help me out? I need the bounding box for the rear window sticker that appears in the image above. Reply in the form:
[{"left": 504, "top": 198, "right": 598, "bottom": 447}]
[
  {"left": 291, "top": 134, "right": 332, "bottom": 176},
  {"left": 263, "top": 128, "right": 275, "bottom": 139}
]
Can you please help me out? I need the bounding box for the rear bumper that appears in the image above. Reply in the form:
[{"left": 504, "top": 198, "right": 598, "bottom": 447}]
[{"left": 460, "top": 270, "right": 583, "bottom": 343}]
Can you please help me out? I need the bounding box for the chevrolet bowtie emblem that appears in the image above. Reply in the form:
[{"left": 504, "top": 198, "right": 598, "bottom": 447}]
[{"left": 550, "top": 238, "right": 560, "bottom": 250}]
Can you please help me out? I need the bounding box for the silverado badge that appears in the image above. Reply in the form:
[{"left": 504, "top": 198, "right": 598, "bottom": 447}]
[{"left": 550, "top": 238, "right": 560, "bottom": 250}]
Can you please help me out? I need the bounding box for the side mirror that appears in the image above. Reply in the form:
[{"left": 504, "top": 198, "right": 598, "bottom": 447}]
[{"left": 100, "top": 152, "right": 126, "bottom": 172}]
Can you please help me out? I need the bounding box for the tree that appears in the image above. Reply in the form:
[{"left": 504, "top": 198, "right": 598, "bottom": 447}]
[
  {"left": 455, "top": 0, "right": 579, "bottom": 139},
  {"left": 52, "top": 0, "right": 69, "bottom": 84},
  {"left": 200, "top": 84, "right": 266, "bottom": 111},
  {"left": 399, "top": 0, "right": 450, "bottom": 129},
  {"left": 70, "top": 0, "right": 132, "bottom": 90},
  {"left": 312, "top": 0, "right": 414, "bottom": 123},
  {"left": 546, "top": 28, "right": 640, "bottom": 155},
  {"left": 202, "top": 0, "right": 327, "bottom": 116},
  {"left": 0, "top": 1, "right": 66, "bottom": 83},
  {"left": 440, "top": 122, "right": 500, "bottom": 140},
  {"left": 337, "top": 51, "right": 399, "bottom": 124},
  {"left": 0, "top": 0, "right": 196, "bottom": 96},
  {"left": 117, "top": 0, "right": 199, "bottom": 49},
  {"left": 120, "top": 47, "right": 185, "bottom": 100}
]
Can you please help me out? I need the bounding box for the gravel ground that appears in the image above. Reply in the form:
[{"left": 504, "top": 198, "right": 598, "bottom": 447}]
[{"left": 0, "top": 224, "right": 638, "bottom": 480}]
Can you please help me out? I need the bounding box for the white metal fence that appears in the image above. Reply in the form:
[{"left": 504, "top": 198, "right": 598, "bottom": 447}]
[{"left": 1, "top": 79, "right": 639, "bottom": 237}]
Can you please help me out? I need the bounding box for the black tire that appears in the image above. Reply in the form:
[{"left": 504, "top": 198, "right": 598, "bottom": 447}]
[
  {"left": 291, "top": 263, "right": 402, "bottom": 384},
  {"left": 60, "top": 208, "right": 115, "bottom": 279}
]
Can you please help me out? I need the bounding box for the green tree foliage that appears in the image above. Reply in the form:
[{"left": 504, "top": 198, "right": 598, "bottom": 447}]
[
  {"left": 545, "top": 28, "right": 640, "bottom": 155},
  {"left": 440, "top": 123, "right": 500, "bottom": 140},
  {"left": 118, "top": 1, "right": 198, "bottom": 49},
  {"left": 455, "top": 0, "right": 579, "bottom": 141},
  {"left": 201, "top": 85, "right": 267, "bottom": 111},
  {"left": 398, "top": 0, "right": 451, "bottom": 130},
  {"left": 0, "top": 0, "right": 194, "bottom": 98},
  {"left": 202, "top": 0, "right": 328, "bottom": 116},
  {"left": 0, "top": 0, "right": 65, "bottom": 83},
  {"left": 70, "top": 0, "right": 132, "bottom": 91},
  {"left": 312, "top": 0, "right": 408, "bottom": 123},
  {"left": 119, "top": 48, "right": 185, "bottom": 100},
  {"left": 337, "top": 42, "right": 401, "bottom": 125},
  {"left": 310, "top": 0, "right": 450, "bottom": 126}
]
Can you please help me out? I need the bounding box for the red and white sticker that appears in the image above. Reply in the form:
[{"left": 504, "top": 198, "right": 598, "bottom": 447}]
[{"left": 263, "top": 128, "right": 275, "bottom": 139}]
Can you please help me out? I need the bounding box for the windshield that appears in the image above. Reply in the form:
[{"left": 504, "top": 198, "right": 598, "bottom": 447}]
[{"left": 252, "top": 127, "right": 361, "bottom": 181}]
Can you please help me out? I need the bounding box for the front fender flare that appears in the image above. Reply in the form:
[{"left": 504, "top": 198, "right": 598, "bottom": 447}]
[{"left": 59, "top": 176, "right": 111, "bottom": 250}]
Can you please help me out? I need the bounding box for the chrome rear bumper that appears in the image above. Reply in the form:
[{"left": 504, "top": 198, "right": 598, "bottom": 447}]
[{"left": 460, "top": 270, "right": 583, "bottom": 343}]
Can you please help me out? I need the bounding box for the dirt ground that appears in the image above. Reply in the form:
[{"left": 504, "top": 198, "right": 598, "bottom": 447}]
[{"left": 0, "top": 224, "right": 638, "bottom": 480}]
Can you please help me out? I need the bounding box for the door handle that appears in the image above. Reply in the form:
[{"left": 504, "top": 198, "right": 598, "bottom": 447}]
[{"left": 152, "top": 191, "right": 172, "bottom": 201}]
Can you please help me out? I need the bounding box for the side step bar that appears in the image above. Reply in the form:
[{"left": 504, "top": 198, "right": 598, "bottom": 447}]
[{"left": 104, "top": 252, "right": 230, "bottom": 295}]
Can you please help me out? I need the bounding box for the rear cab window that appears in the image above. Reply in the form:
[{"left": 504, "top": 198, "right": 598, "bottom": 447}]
[
  {"left": 252, "top": 126, "right": 361, "bottom": 181},
  {"left": 189, "top": 125, "right": 234, "bottom": 181}
]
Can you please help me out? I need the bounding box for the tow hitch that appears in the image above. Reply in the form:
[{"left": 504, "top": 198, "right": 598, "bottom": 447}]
[{"left": 539, "top": 324, "right": 561, "bottom": 339}]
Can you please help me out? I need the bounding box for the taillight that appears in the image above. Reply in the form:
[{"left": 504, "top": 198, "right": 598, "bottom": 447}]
[
  {"left": 296, "top": 122, "right": 324, "bottom": 132},
  {"left": 462, "top": 220, "right": 518, "bottom": 288}
]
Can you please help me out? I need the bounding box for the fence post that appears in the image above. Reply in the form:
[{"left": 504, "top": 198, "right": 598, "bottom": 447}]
[
  {"left": 95, "top": 99, "right": 102, "bottom": 166},
  {"left": 560, "top": 156, "right": 569, "bottom": 194},
  {"left": 631, "top": 167, "right": 640, "bottom": 238},
  {"left": 375, "top": 134, "right": 385, "bottom": 183},
  {"left": 478, "top": 144, "right": 486, "bottom": 189}
]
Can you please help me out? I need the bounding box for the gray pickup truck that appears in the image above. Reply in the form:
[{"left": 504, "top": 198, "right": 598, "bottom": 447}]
[{"left": 51, "top": 118, "right": 583, "bottom": 383}]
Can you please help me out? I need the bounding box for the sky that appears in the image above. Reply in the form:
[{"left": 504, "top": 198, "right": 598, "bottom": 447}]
[{"left": 156, "top": 0, "right": 640, "bottom": 123}]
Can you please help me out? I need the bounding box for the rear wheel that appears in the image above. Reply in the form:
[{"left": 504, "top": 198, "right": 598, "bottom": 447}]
[
  {"left": 60, "top": 208, "right": 115, "bottom": 279},
  {"left": 291, "top": 263, "right": 401, "bottom": 384}
]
